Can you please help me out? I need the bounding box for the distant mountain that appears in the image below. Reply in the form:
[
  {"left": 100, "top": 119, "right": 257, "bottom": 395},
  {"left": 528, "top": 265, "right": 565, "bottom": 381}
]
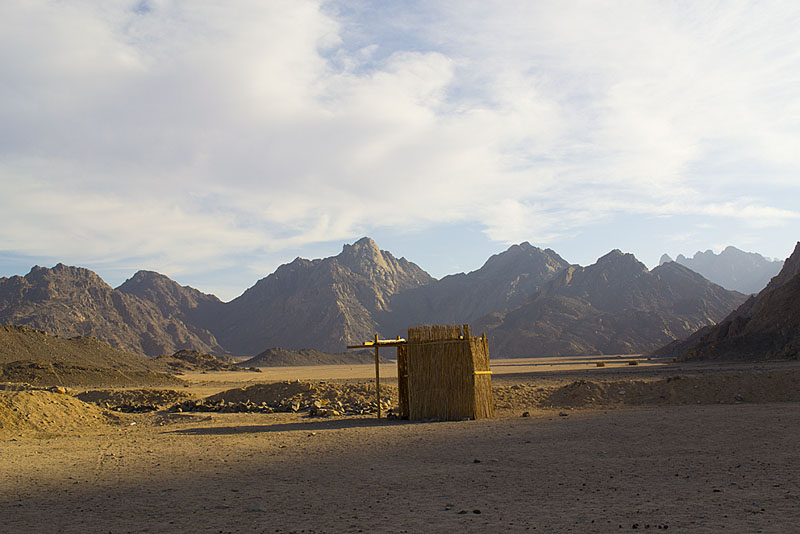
[
  {"left": 654, "top": 242, "right": 800, "bottom": 361},
  {"left": 477, "top": 250, "right": 748, "bottom": 357},
  {"left": 210, "top": 237, "right": 434, "bottom": 354},
  {"left": 0, "top": 238, "right": 760, "bottom": 360},
  {"left": 383, "top": 242, "right": 570, "bottom": 331},
  {"left": 660, "top": 246, "right": 783, "bottom": 294},
  {"left": 0, "top": 264, "right": 223, "bottom": 356}
]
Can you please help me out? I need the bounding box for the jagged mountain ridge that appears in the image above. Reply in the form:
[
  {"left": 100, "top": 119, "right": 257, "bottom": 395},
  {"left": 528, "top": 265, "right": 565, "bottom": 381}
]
[
  {"left": 660, "top": 246, "right": 783, "bottom": 294},
  {"left": 0, "top": 264, "right": 223, "bottom": 356},
  {"left": 0, "top": 238, "right": 756, "bottom": 358},
  {"left": 477, "top": 250, "right": 748, "bottom": 356},
  {"left": 210, "top": 237, "right": 435, "bottom": 354},
  {"left": 654, "top": 242, "right": 800, "bottom": 361},
  {"left": 382, "top": 242, "right": 570, "bottom": 331}
]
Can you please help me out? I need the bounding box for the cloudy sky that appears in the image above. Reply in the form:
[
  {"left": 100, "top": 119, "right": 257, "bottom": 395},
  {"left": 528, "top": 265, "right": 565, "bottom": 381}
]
[{"left": 1, "top": 1, "right": 798, "bottom": 300}]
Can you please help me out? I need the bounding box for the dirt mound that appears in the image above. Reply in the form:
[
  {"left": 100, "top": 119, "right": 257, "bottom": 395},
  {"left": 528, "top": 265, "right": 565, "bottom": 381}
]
[
  {"left": 76, "top": 389, "right": 195, "bottom": 412},
  {"left": 0, "top": 360, "right": 183, "bottom": 387},
  {"left": 0, "top": 389, "right": 111, "bottom": 437},
  {"left": 493, "top": 368, "right": 800, "bottom": 409}
]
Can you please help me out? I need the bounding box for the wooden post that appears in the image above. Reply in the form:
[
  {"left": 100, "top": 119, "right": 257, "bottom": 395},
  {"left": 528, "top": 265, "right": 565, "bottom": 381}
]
[{"left": 374, "top": 333, "right": 381, "bottom": 419}]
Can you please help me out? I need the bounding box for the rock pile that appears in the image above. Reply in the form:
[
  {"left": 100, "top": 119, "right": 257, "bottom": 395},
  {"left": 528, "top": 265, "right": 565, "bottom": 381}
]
[
  {"left": 170, "top": 380, "right": 396, "bottom": 417},
  {"left": 76, "top": 388, "right": 194, "bottom": 413}
]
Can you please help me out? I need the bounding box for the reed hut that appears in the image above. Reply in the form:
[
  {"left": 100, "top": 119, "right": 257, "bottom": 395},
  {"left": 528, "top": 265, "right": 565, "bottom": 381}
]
[{"left": 398, "top": 324, "right": 493, "bottom": 421}]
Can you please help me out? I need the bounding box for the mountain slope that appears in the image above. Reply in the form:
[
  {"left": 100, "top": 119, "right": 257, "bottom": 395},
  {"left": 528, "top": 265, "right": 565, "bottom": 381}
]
[
  {"left": 660, "top": 246, "right": 783, "bottom": 294},
  {"left": 383, "top": 242, "right": 569, "bottom": 330},
  {"left": 654, "top": 242, "right": 800, "bottom": 361},
  {"left": 0, "top": 324, "right": 180, "bottom": 386},
  {"left": 211, "top": 237, "right": 434, "bottom": 354},
  {"left": 478, "top": 250, "right": 747, "bottom": 357},
  {"left": 0, "top": 264, "right": 223, "bottom": 356}
]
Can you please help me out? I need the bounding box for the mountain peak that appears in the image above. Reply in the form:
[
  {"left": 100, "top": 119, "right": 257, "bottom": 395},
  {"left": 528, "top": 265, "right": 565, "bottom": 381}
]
[
  {"left": 345, "top": 236, "right": 379, "bottom": 253},
  {"left": 596, "top": 249, "right": 644, "bottom": 268},
  {"left": 338, "top": 237, "right": 388, "bottom": 271},
  {"left": 659, "top": 253, "right": 673, "bottom": 266},
  {"left": 25, "top": 263, "right": 109, "bottom": 288},
  {"left": 762, "top": 241, "right": 800, "bottom": 294}
]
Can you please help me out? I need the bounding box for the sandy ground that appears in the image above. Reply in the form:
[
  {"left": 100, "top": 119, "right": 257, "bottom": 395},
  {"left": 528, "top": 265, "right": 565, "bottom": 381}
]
[
  {"left": 2, "top": 359, "right": 800, "bottom": 533},
  {"left": 177, "top": 355, "right": 657, "bottom": 397}
]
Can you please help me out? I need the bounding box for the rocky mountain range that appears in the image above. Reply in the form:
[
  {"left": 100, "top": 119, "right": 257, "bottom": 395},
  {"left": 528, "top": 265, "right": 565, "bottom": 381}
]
[
  {"left": 382, "top": 242, "right": 569, "bottom": 332},
  {"left": 0, "top": 237, "right": 758, "bottom": 358},
  {"left": 0, "top": 264, "right": 223, "bottom": 356},
  {"left": 207, "top": 237, "right": 434, "bottom": 354},
  {"left": 475, "top": 250, "right": 748, "bottom": 356},
  {"left": 660, "top": 246, "right": 783, "bottom": 294},
  {"left": 654, "top": 242, "right": 800, "bottom": 361}
]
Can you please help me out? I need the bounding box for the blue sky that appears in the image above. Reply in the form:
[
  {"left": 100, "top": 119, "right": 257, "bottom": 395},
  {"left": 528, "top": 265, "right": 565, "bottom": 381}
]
[{"left": 1, "top": 1, "right": 798, "bottom": 300}]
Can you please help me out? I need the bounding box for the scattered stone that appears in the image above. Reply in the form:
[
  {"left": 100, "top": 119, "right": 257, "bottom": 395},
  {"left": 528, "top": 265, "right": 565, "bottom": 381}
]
[{"left": 521, "top": 411, "right": 530, "bottom": 417}]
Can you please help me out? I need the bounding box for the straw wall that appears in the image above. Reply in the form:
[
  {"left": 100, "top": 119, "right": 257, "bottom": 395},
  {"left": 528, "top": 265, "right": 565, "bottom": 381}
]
[
  {"left": 405, "top": 324, "right": 493, "bottom": 421},
  {"left": 397, "top": 344, "right": 409, "bottom": 419}
]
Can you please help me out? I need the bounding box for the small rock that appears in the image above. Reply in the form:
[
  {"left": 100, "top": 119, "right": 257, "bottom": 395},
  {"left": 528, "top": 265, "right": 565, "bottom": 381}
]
[
  {"left": 559, "top": 412, "right": 569, "bottom": 417},
  {"left": 521, "top": 411, "right": 530, "bottom": 418}
]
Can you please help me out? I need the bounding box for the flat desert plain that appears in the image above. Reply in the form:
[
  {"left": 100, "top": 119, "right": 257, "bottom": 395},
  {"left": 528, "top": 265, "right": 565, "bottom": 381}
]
[{"left": 2, "top": 357, "right": 800, "bottom": 533}]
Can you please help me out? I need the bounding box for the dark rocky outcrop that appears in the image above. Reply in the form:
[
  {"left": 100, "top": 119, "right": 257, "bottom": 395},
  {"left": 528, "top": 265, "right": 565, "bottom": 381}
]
[
  {"left": 240, "top": 347, "right": 381, "bottom": 367},
  {"left": 154, "top": 349, "right": 241, "bottom": 372}
]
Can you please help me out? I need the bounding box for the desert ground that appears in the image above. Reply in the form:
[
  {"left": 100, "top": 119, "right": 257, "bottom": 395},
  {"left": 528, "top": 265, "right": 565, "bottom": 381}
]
[{"left": 2, "top": 357, "right": 800, "bottom": 533}]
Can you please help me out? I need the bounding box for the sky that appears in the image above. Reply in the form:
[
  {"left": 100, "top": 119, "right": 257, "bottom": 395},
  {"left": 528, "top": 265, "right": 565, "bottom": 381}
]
[{"left": 1, "top": 1, "right": 799, "bottom": 301}]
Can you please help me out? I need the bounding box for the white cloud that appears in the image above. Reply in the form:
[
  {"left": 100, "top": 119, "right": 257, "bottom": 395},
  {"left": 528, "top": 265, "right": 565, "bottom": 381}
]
[{"left": 1, "top": 0, "right": 799, "bottom": 293}]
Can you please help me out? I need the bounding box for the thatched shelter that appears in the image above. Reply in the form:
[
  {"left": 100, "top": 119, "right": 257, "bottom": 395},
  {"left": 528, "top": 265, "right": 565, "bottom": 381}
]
[{"left": 397, "top": 324, "right": 493, "bottom": 421}]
